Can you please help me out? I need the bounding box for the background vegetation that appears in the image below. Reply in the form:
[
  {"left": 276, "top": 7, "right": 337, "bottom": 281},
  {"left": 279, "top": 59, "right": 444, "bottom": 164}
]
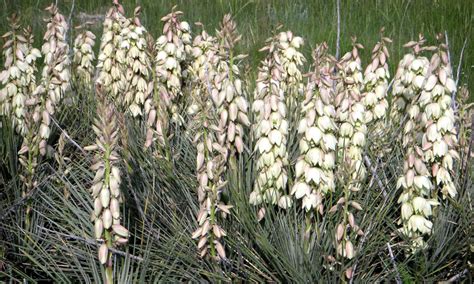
[{"left": 1, "top": 0, "right": 473, "bottom": 96}]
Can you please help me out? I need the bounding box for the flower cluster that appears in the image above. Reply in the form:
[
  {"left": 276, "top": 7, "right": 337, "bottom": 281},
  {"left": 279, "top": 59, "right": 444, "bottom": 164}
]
[
  {"left": 119, "top": 7, "right": 152, "bottom": 117},
  {"left": 0, "top": 15, "right": 41, "bottom": 136},
  {"left": 188, "top": 29, "right": 230, "bottom": 261},
  {"left": 390, "top": 35, "right": 432, "bottom": 125},
  {"left": 419, "top": 36, "right": 459, "bottom": 199},
  {"left": 363, "top": 32, "right": 391, "bottom": 125},
  {"left": 335, "top": 39, "right": 366, "bottom": 192},
  {"left": 214, "top": 14, "right": 250, "bottom": 157},
  {"left": 85, "top": 86, "right": 128, "bottom": 273},
  {"left": 333, "top": 39, "right": 366, "bottom": 259},
  {"left": 276, "top": 31, "right": 305, "bottom": 109},
  {"left": 250, "top": 33, "right": 292, "bottom": 209},
  {"left": 396, "top": 38, "right": 436, "bottom": 250},
  {"left": 34, "top": 4, "right": 71, "bottom": 156},
  {"left": 96, "top": 2, "right": 128, "bottom": 101},
  {"left": 292, "top": 43, "right": 337, "bottom": 215},
  {"left": 73, "top": 28, "right": 96, "bottom": 90},
  {"left": 155, "top": 8, "right": 192, "bottom": 124},
  {"left": 146, "top": 9, "right": 192, "bottom": 148}
]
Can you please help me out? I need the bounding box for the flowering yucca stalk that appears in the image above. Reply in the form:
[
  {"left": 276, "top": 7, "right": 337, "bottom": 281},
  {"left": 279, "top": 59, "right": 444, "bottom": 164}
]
[
  {"left": 40, "top": 4, "right": 70, "bottom": 106},
  {"left": 155, "top": 8, "right": 192, "bottom": 123},
  {"left": 396, "top": 38, "right": 438, "bottom": 251},
  {"left": 96, "top": 1, "right": 128, "bottom": 101},
  {"left": 72, "top": 26, "right": 96, "bottom": 90},
  {"left": 363, "top": 30, "right": 391, "bottom": 126},
  {"left": 250, "top": 32, "right": 292, "bottom": 210},
  {"left": 85, "top": 85, "right": 129, "bottom": 283},
  {"left": 276, "top": 31, "right": 305, "bottom": 110},
  {"left": 8, "top": 23, "right": 41, "bottom": 230},
  {"left": 188, "top": 29, "right": 230, "bottom": 261},
  {"left": 145, "top": 8, "right": 192, "bottom": 148},
  {"left": 292, "top": 43, "right": 337, "bottom": 234},
  {"left": 333, "top": 38, "right": 366, "bottom": 260},
  {"left": 418, "top": 34, "right": 460, "bottom": 199},
  {"left": 0, "top": 14, "right": 41, "bottom": 136},
  {"left": 33, "top": 4, "right": 70, "bottom": 156},
  {"left": 118, "top": 7, "right": 152, "bottom": 117},
  {"left": 390, "top": 34, "right": 432, "bottom": 125},
  {"left": 214, "top": 14, "right": 250, "bottom": 159}
]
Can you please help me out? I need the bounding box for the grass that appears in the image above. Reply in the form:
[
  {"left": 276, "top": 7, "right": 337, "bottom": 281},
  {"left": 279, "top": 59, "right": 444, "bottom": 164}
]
[{"left": 1, "top": 0, "right": 473, "bottom": 98}]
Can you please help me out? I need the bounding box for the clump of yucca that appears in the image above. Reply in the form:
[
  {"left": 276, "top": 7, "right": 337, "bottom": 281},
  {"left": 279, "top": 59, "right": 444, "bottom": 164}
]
[
  {"left": 96, "top": 1, "right": 128, "bottom": 100},
  {"left": 214, "top": 14, "right": 250, "bottom": 159},
  {"left": 396, "top": 37, "right": 438, "bottom": 251},
  {"left": 188, "top": 29, "right": 230, "bottom": 261},
  {"left": 250, "top": 32, "right": 293, "bottom": 210},
  {"left": 333, "top": 38, "right": 366, "bottom": 260},
  {"left": 119, "top": 7, "right": 152, "bottom": 117},
  {"left": 85, "top": 85, "right": 129, "bottom": 283},
  {"left": 72, "top": 26, "right": 96, "bottom": 90},
  {"left": 34, "top": 4, "right": 70, "bottom": 155},
  {"left": 363, "top": 30, "right": 391, "bottom": 126},
  {"left": 0, "top": 14, "right": 41, "bottom": 136},
  {"left": 292, "top": 43, "right": 337, "bottom": 230}
]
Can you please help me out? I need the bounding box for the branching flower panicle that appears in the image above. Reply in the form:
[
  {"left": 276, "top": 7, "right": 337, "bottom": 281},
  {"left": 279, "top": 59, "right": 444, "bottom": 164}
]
[
  {"left": 276, "top": 31, "right": 305, "bottom": 109},
  {"left": 155, "top": 8, "right": 192, "bottom": 123},
  {"left": 145, "top": 8, "right": 192, "bottom": 147},
  {"left": 418, "top": 34, "right": 460, "bottom": 199},
  {"left": 390, "top": 34, "right": 431, "bottom": 125}
]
